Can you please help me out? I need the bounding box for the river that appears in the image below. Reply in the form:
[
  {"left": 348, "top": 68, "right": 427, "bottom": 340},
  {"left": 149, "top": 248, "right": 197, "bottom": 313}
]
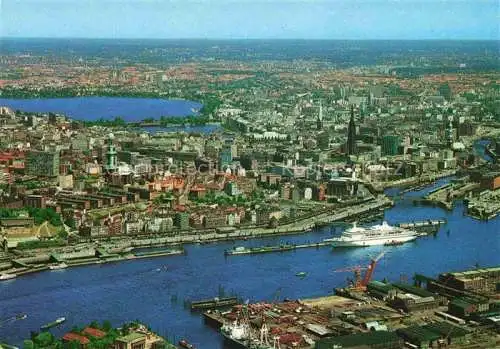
[{"left": 0, "top": 177, "right": 499, "bottom": 347}]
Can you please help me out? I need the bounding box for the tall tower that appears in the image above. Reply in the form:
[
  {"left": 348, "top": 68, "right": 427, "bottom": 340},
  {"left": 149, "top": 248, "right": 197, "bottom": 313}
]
[
  {"left": 105, "top": 134, "right": 117, "bottom": 172},
  {"left": 446, "top": 117, "right": 454, "bottom": 148},
  {"left": 317, "top": 100, "right": 324, "bottom": 130},
  {"left": 347, "top": 105, "right": 357, "bottom": 156}
]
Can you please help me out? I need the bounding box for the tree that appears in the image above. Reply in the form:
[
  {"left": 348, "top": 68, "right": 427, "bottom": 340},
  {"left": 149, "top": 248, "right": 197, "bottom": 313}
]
[
  {"left": 58, "top": 229, "right": 69, "bottom": 239},
  {"left": 268, "top": 216, "right": 279, "bottom": 229},
  {"left": 23, "top": 340, "right": 34, "bottom": 349},
  {"left": 102, "top": 320, "right": 112, "bottom": 332},
  {"left": 34, "top": 332, "right": 54, "bottom": 347}
]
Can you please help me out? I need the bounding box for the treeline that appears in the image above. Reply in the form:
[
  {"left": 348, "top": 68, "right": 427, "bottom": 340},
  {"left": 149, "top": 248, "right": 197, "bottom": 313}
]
[
  {"left": 0, "top": 207, "right": 62, "bottom": 226},
  {"left": 82, "top": 115, "right": 212, "bottom": 127}
]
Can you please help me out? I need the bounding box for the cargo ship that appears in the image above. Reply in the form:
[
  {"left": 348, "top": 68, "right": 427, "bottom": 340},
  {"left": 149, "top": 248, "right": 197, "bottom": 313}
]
[
  {"left": 40, "top": 317, "right": 65, "bottom": 330},
  {"left": 221, "top": 322, "right": 274, "bottom": 349},
  {"left": 330, "top": 221, "right": 418, "bottom": 247}
]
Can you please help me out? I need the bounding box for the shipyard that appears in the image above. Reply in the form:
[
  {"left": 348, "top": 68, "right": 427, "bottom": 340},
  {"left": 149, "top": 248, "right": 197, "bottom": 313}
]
[{"left": 199, "top": 264, "right": 500, "bottom": 349}]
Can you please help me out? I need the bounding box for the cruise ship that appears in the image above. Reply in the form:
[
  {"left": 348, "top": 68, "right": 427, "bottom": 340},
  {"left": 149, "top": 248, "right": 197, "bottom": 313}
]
[{"left": 329, "top": 221, "right": 418, "bottom": 247}]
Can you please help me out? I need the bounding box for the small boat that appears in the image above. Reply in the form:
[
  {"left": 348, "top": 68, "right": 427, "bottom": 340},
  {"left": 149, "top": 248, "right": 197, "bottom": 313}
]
[
  {"left": 41, "top": 317, "right": 65, "bottom": 330},
  {"left": 178, "top": 339, "right": 195, "bottom": 349},
  {"left": 0, "top": 273, "right": 17, "bottom": 281},
  {"left": 49, "top": 262, "right": 68, "bottom": 270},
  {"left": 296, "top": 272, "right": 307, "bottom": 278}
]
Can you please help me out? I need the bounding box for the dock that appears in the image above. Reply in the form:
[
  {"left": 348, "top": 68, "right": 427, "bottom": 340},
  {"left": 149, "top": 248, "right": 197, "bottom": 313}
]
[
  {"left": 224, "top": 241, "right": 330, "bottom": 256},
  {"left": 189, "top": 296, "right": 239, "bottom": 311},
  {"left": 397, "top": 219, "right": 446, "bottom": 230}
]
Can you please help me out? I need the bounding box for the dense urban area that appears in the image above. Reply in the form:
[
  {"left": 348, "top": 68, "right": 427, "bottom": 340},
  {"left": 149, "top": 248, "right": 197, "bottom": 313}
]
[{"left": 0, "top": 39, "right": 499, "bottom": 349}]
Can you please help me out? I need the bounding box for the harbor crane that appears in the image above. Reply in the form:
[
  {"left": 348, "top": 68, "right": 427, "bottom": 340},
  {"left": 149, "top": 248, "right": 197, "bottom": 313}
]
[{"left": 333, "top": 251, "right": 386, "bottom": 291}]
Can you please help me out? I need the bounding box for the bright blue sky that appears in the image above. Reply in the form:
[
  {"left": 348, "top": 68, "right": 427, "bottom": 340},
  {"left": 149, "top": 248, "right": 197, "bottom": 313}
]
[{"left": 1, "top": 0, "right": 498, "bottom": 40}]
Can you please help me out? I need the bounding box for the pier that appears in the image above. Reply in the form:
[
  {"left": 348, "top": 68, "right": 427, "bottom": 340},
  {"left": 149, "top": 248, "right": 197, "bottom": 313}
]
[
  {"left": 189, "top": 296, "right": 239, "bottom": 311},
  {"left": 224, "top": 241, "right": 330, "bottom": 256},
  {"left": 397, "top": 219, "right": 446, "bottom": 230}
]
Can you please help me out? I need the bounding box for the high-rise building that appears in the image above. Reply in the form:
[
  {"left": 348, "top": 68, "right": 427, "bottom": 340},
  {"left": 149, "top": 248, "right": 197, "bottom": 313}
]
[
  {"left": 446, "top": 118, "right": 455, "bottom": 148},
  {"left": 382, "top": 135, "right": 401, "bottom": 156},
  {"left": 218, "top": 139, "right": 233, "bottom": 170},
  {"left": 317, "top": 100, "right": 324, "bottom": 130},
  {"left": 104, "top": 134, "right": 117, "bottom": 172},
  {"left": 346, "top": 105, "right": 357, "bottom": 156},
  {"left": 26, "top": 150, "right": 60, "bottom": 177}
]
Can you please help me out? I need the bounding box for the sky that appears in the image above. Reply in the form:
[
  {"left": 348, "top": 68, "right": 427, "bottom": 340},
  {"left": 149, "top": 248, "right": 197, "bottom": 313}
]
[{"left": 1, "top": 0, "right": 498, "bottom": 40}]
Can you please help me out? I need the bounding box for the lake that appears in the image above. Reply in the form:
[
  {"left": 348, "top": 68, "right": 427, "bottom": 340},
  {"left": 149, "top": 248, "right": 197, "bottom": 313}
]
[
  {"left": 1, "top": 177, "right": 499, "bottom": 347},
  {"left": 0, "top": 97, "right": 203, "bottom": 122}
]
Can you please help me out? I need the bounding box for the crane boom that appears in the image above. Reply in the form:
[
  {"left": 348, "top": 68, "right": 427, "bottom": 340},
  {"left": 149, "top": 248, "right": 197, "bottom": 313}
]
[{"left": 361, "top": 251, "right": 385, "bottom": 287}]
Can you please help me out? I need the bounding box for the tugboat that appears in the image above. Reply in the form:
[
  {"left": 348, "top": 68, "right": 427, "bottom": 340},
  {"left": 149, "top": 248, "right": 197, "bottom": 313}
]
[
  {"left": 178, "top": 339, "right": 195, "bottom": 349},
  {"left": 40, "top": 317, "right": 66, "bottom": 330}
]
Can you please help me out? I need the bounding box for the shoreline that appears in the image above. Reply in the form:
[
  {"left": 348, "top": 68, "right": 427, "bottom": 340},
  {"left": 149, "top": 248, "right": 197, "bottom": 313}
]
[{"left": 1, "top": 197, "right": 392, "bottom": 281}]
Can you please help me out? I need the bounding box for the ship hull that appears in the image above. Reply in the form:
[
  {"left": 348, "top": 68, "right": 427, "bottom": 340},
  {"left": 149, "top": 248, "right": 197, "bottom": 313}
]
[
  {"left": 332, "top": 235, "right": 417, "bottom": 247},
  {"left": 0, "top": 274, "right": 16, "bottom": 281},
  {"left": 221, "top": 332, "right": 249, "bottom": 349}
]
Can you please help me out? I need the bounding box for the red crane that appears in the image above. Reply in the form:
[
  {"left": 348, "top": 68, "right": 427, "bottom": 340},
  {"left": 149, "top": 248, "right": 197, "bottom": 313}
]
[{"left": 333, "top": 251, "right": 386, "bottom": 290}]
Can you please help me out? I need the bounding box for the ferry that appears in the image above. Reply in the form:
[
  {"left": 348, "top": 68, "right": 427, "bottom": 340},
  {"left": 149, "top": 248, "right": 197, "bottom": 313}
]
[
  {"left": 41, "top": 317, "right": 66, "bottom": 330},
  {"left": 0, "top": 273, "right": 17, "bottom": 281},
  {"left": 49, "top": 262, "right": 68, "bottom": 270},
  {"left": 330, "top": 221, "right": 418, "bottom": 248}
]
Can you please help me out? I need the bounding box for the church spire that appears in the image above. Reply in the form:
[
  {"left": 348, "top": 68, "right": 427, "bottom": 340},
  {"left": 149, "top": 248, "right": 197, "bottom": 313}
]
[{"left": 347, "top": 105, "right": 357, "bottom": 156}]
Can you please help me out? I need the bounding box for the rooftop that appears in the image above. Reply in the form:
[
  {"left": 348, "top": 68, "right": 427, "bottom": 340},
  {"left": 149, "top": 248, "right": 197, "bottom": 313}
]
[
  {"left": 62, "top": 333, "right": 90, "bottom": 345},
  {"left": 316, "top": 331, "right": 401, "bottom": 348},
  {"left": 116, "top": 332, "right": 146, "bottom": 343},
  {"left": 82, "top": 327, "right": 107, "bottom": 338}
]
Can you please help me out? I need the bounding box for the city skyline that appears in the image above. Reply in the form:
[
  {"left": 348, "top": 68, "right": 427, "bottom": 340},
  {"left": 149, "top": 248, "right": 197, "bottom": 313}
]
[{"left": 1, "top": 0, "right": 498, "bottom": 40}]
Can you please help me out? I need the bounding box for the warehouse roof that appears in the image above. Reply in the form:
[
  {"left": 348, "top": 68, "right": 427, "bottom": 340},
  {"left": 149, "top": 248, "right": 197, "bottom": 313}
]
[
  {"left": 392, "top": 282, "right": 435, "bottom": 298},
  {"left": 424, "top": 322, "right": 469, "bottom": 338},
  {"left": 397, "top": 325, "right": 441, "bottom": 343},
  {"left": 315, "top": 331, "right": 401, "bottom": 349}
]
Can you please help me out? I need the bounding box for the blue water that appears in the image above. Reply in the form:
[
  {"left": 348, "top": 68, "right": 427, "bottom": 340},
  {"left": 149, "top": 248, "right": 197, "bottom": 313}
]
[
  {"left": 0, "top": 178, "right": 499, "bottom": 347},
  {"left": 0, "top": 97, "right": 202, "bottom": 122}
]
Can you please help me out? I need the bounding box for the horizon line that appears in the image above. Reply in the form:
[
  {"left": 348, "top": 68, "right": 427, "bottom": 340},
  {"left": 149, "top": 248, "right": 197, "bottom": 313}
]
[{"left": 1, "top": 36, "right": 499, "bottom": 42}]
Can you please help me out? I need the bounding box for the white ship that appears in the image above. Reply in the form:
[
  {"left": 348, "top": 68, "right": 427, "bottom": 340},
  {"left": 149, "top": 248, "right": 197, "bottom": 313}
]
[
  {"left": 0, "top": 273, "right": 17, "bottom": 281},
  {"left": 49, "top": 262, "right": 68, "bottom": 270},
  {"left": 330, "top": 221, "right": 418, "bottom": 247},
  {"left": 221, "top": 321, "right": 278, "bottom": 349}
]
